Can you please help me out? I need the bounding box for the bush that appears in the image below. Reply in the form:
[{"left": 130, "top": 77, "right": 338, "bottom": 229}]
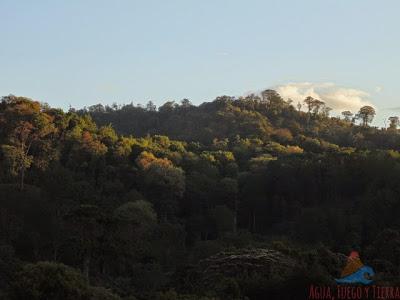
[
  {"left": 9, "top": 261, "right": 120, "bottom": 300},
  {"left": 9, "top": 262, "right": 89, "bottom": 300}
]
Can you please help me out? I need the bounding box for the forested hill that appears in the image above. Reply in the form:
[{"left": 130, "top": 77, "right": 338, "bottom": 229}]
[
  {"left": 1, "top": 93, "right": 400, "bottom": 300},
  {"left": 78, "top": 90, "right": 399, "bottom": 150}
]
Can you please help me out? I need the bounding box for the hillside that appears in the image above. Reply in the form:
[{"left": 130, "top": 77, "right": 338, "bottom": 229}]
[
  {"left": 1, "top": 93, "right": 400, "bottom": 299},
  {"left": 80, "top": 92, "right": 400, "bottom": 151}
]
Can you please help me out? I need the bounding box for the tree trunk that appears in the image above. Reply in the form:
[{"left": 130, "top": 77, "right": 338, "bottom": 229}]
[
  {"left": 233, "top": 200, "right": 238, "bottom": 234},
  {"left": 83, "top": 254, "right": 90, "bottom": 282},
  {"left": 99, "top": 258, "right": 106, "bottom": 275},
  {"left": 233, "top": 213, "right": 237, "bottom": 234},
  {"left": 53, "top": 242, "right": 59, "bottom": 261},
  {"left": 252, "top": 211, "right": 256, "bottom": 232},
  {"left": 20, "top": 168, "right": 25, "bottom": 191}
]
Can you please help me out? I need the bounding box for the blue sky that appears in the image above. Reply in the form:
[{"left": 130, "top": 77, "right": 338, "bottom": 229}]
[{"left": 1, "top": 0, "right": 399, "bottom": 125}]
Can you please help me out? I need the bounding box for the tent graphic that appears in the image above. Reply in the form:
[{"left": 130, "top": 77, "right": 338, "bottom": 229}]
[{"left": 335, "top": 251, "right": 375, "bottom": 285}]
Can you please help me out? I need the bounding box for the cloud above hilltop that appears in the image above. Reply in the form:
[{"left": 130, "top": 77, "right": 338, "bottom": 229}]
[{"left": 271, "top": 82, "right": 373, "bottom": 113}]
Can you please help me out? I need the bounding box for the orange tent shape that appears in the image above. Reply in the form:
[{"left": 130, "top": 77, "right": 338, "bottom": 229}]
[{"left": 341, "top": 251, "right": 364, "bottom": 277}]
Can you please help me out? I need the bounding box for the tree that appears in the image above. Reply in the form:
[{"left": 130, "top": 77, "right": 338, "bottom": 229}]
[
  {"left": 216, "top": 177, "right": 239, "bottom": 232},
  {"left": 212, "top": 205, "right": 235, "bottom": 236},
  {"left": 303, "top": 96, "right": 316, "bottom": 114},
  {"left": 136, "top": 152, "right": 185, "bottom": 220},
  {"left": 273, "top": 128, "right": 293, "bottom": 144},
  {"left": 311, "top": 99, "right": 325, "bottom": 115},
  {"left": 88, "top": 104, "right": 105, "bottom": 113},
  {"left": 1, "top": 144, "right": 33, "bottom": 189},
  {"left": 261, "top": 90, "right": 280, "bottom": 103},
  {"left": 98, "top": 125, "right": 118, "bottom": 146},
  {"left": 341, "top": 111, "right": 353, "bottom": 122},
  {"left": 388, "top": 116, "right": 399, "bottom": 130},
  {"left": 302, "top": 96, "right": 326, "bottom": 116},
  {"left": 9, "top": 262, "right": 120, "bottom": 300},
  {"left": 261, "top": 89, "right": 286, "bottom": 114},
  {"left": 10, "top": 262, "right": 89, "bottom": 300},
  {"left": 159, "top": 101, "right": 177, "bottom": 113},
  {"left": 110, "top": 201, "right": 157, "bottom": 268},
  {"left": 114, "top": 200, "right": 156, "bottom": 225},
  {"left": 322, "top": 106, "right": 332, "bottom": 117},
  {"left": 356, "top": 106, "right": 376, "bottom": 126},
  {"left": 0, "top": 96, "right": 56, "bottom": 189},
  {"left": 64, "top": 205, "right": 105, "bottom": 280},
  {"left": 146, "top": 101, "right": 157, "bottom": 112},
  {"left": 180, "top": 98, "right": 192, "bottom": 108}
]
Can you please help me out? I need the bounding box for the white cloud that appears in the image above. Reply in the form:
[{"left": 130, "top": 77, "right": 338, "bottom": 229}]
[{"left": 271, "top": 82, "right": 373, "bottom": 113}]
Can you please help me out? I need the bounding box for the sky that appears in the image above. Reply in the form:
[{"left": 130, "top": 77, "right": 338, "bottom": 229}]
[{"left": 1, "top": 0, "right": 399, "bottom": 126}]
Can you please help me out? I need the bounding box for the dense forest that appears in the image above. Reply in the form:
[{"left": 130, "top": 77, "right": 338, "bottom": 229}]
[{"left": 1, "top": 91, "right": 400, "bottom": 299}]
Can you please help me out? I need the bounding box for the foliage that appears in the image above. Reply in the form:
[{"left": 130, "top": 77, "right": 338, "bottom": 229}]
[
  {"left": 8, "top": 261, "right": 119, "bottom": 300},
  {"left": 1, "top": 93, "right": 400, "bottom": 299}
]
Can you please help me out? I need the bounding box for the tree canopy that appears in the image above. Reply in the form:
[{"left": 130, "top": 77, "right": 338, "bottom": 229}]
[{"left": 1, "top": 93, "right": 400, "bottom": 299}]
